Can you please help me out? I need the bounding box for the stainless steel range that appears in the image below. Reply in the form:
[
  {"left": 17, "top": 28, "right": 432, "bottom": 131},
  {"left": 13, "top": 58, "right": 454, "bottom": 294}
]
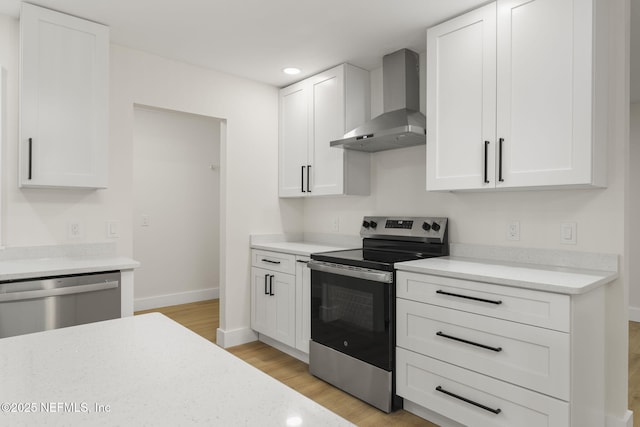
[{"left": 308, "top": 216, "right": 449, "bottom": 412}]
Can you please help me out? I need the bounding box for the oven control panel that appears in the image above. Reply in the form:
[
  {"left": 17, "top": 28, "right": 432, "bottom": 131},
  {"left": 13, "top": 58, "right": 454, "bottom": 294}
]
[{"left": 361, "top": 216, "right": 448, "bottom": 243}]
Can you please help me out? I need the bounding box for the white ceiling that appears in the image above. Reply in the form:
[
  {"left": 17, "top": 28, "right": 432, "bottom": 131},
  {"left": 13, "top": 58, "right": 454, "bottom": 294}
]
[{"left": 0, "top": 0, "right": 637, "bottom": 98}]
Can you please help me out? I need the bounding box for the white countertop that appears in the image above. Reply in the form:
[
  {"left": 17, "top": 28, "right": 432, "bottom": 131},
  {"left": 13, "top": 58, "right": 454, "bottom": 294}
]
[
  {"left": 0, "top": 313, "right": 353, "bottom": 426},
  {"left": 0, "top": 256, "right": 139, "bottom": 282},
  {"left": 396, "top": 256, "right": 618, "bottom": 295},
  {"left": 251, "top": 241, "right": 353, "bottom": 256}
]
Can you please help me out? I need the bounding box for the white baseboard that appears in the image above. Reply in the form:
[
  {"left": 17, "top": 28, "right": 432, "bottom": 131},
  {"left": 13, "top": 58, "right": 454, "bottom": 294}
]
[
  {"left": 629, "top": 306, "right": 640, "bottom": 322},
  {"left": 216, "top": 326, "right": 257, "bottom": 348},
  {"left": 607, "top": 410, "right": 633, "bottom": 427},
  {"left": 134, "top": 287, "right": 219, "bottom": 311}
]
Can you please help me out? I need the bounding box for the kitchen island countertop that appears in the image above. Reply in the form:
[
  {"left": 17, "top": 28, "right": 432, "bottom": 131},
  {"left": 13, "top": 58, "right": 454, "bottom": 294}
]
[{"left": 0, "top": 313, "right": 353, "bottom": 426}]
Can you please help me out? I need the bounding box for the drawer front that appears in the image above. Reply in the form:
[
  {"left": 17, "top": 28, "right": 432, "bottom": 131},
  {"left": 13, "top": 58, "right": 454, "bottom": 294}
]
[
  {"left": 396, "top": 348, "right": 569, "bottom": 427},
  {"left": 397, "top": 271, "right": 570, "bottom": 332},
  {"left": 397, "top": 299, "right": 569, "bottom": 400},
  {"left": 251, "top": 250, "right": 296, "bottom": 274}
]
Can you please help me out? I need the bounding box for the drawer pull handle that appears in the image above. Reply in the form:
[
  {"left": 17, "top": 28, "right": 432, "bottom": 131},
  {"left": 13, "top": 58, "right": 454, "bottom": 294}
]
[
  {"left": 436, "top": 331, "right": 503, "bottom": 352},
  {"left": 261, "top": 259, "right": 282, "bottom": 265},
  {"left": 435, "top": 386, "right": 502, "bottom": 415},
  {"left": 436, "top": 289, "right": 502, "bottom": 305}
]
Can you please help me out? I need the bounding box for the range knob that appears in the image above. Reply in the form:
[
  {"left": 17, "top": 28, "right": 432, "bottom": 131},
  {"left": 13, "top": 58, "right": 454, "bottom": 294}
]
[
  {"left": 422, "top": 222, "right": 431, "bottom": 231},
  {"left": 362, "top": 220, "right": 370, "bottom": 229},
  {"left": 370, "top": 221, "right": 378, "bottom": 229},
  {"left": 432, "top": 222, "right": 441, "bottom": 232}
]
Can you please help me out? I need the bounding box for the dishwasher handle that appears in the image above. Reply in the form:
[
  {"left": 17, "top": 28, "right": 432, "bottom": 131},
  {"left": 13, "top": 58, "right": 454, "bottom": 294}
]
[{"left": 0, "top": 280, "right": 119, "bottom": 302}]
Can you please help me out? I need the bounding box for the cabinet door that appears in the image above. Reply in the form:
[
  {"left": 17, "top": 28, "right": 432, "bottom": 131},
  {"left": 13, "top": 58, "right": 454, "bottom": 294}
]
[
  {"left": 295, "top": 256, "right": 311, "bottom": 353},
  {"left": 20, "top": 3, "right": 109, "bottom": 188},
  {"left": 279, "top": 82, "right": 309, "bottom": 197},
  {"left": 270, "top": 271, "right": 296, "bottom": 347},
  {"left": 308, "top": 67, "right": 346, "bottom": 196},
  {"left": 496, "top": 0, "right": 594, "bottom": 188},
  {"left": 426, "top": 3, "right": 496, "bottom": 191},
  {"left": 250, "top": 267, "right": 272, "bottom": 336},
  {"left": 251, "top": 267, "right": 296, "bottom": 347}
]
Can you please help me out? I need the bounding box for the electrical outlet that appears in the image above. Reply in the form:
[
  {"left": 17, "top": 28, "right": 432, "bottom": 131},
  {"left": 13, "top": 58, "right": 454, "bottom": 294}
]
[
  {"left": 141, "top": 215, "right": 150, "bottom": 227},
  {"left": 332, "top": 217, "right": 340, "bottom": 232},
  {"left": 68, "top": 221, "right": 83, "bottom": 239},
  {"left": 507, "top": 221, "right": 520, "bottom": 241}
]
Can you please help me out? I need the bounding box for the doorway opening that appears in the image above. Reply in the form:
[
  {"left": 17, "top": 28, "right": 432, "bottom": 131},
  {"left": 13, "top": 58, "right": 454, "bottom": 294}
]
[{"left": 132, "top": 105, "right": 222, "bottom": 339}]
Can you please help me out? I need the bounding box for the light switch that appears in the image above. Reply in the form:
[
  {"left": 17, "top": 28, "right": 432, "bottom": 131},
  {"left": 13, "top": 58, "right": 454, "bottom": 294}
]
[
  {"left": 561, "top": 222, "right": 577, "bottom": 245},
  {"left": 106, "top": 221, "right": 119, "bottom": 238}
]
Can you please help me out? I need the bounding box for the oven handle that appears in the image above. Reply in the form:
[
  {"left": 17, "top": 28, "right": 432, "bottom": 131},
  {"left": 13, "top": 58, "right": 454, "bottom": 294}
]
[{"left": 307, "top": 260, "right": 393, "bottom": 283}]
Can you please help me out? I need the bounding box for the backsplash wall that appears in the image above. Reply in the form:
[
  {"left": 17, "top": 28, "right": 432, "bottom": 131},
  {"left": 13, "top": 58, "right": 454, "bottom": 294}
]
[{"left": 304, "top": 55, "right": 623, "bottom": 254}]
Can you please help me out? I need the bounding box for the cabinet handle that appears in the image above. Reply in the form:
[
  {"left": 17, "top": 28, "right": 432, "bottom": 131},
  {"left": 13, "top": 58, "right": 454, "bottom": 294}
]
[
  {"left": 301, "top": 166, "right": 306, "bottom": 193},
  {"left": 498, "top": 138, "right": 504, "bottom": 182},
  {"left": 269, "top": 275, "right": 274, "bottom": 296},
  {"left": 435, "top": 386, "right": 502, "bottom": 415},
  {"left": 306, "top": 165, "right": 311, "bottom": 193},
  {"left": 264, "top": 274, "right": 269, "bottom": 295},
  {"left": 296, "top": 260, "right": 309, "bottom": 264},
  {"left": 28, "top": 137, "right": 33, "bottom": 180},
  {"left": 483, "top": 140, "right": 490, "bottom": 184},
  {"left": 436, "top": 331, "right": 503, "bottom": 352},
  {"left": 436, "top": 289, "right": 502, "bottom": 305},
  {"left": 261, "top": 259, "right": 281, "bottom": 265}
]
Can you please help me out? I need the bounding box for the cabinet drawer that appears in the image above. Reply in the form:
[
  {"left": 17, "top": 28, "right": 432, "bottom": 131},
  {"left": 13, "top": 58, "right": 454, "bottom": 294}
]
[
  {"left": 251, "top": 250, "right": 296, "bottom": 274},
  {"left": 397, "top": 271, "right": 570, "bottom": 332},
  {"left": 396, "top": 348, "right": 569, "bottom": 427},
  {"left": 397, "top": 299, "right": 569, "bottom": 400}
]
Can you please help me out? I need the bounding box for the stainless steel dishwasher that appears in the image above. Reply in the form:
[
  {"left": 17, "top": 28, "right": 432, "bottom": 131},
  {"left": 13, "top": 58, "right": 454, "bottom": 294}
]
[{"left": 0, "top": 271, "right": 121, "bottom": 338}]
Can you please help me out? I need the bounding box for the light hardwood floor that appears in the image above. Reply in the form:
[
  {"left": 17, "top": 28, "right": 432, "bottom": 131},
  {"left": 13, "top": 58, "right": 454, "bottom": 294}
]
[{"left": 138, "top": 299, "right": 640, "bottom": 426}]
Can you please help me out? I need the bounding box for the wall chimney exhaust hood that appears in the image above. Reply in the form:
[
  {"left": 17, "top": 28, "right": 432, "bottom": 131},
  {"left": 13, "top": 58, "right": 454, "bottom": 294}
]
[{"left": 331, "top": 49, "right": 426, "bottom": 153}]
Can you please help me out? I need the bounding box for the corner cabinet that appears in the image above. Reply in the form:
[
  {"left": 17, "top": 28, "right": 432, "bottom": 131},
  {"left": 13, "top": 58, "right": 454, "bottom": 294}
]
[
  {"left": 279, "top": 64, "right": 371, "bottom": 197},
  {"left": 426, "top": 0, "right": 608, "bottom": 191},
  {"left": 19, "top": 3, "right": 109, "bottom": 189}
]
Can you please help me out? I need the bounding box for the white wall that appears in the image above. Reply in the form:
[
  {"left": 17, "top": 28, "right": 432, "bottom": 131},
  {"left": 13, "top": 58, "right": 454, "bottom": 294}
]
[
  {"left": 110, "top": 44, "right": 305, "bottom": 338},
  {"left": 132, "top": 106, "right": 220, "bottom": 308},
  {"left": 304, "top": 8, "right": 630, "bottom": 420}
]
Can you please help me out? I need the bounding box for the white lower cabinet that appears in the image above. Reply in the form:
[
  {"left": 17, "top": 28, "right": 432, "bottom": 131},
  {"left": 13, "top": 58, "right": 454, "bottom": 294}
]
[
  {"left": 396, "top": 270, "right": 605, "bottom": 427},
  {"left": 251, "top": 266, "right": 295, "bottom": 348},
  {"left": 250, "top": 250, "right": 311, "bottom": 355}
]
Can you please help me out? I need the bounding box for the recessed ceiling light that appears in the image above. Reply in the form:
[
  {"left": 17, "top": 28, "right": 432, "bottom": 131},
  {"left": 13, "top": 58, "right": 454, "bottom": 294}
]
[{"left": 282, "top": 67, "right": 301, "bottom": 75}]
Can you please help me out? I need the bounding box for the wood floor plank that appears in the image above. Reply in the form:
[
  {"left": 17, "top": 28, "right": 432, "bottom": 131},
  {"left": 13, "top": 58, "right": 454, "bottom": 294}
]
[{"left": 138, "top": 299, "right": 640, "bottom": 426}]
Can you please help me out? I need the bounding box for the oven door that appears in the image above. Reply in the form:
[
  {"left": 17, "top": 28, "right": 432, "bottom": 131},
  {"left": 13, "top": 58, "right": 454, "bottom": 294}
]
[{"left": 308, "top": 260, "right": 393, "bottom": 371}]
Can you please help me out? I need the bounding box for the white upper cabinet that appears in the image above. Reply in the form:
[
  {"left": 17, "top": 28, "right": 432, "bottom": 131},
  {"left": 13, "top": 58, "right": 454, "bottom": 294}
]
[
  {"left": 279, "top": 64, "right": 371, "bottom": 197},
  {"left": 426, "top": 4, "right": 496, "bottom": 191},
  {"left": 20, "top": 3, "right": 109, "bottom": 189},
  {"left": 426, "top": 0, "right": 607, "bottom": 191}
]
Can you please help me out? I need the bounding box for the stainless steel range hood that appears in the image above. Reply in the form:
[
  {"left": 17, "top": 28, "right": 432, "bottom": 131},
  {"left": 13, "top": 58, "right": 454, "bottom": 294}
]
[{"left": 331, "top": 49, "right": 426, "bottom": 153}]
